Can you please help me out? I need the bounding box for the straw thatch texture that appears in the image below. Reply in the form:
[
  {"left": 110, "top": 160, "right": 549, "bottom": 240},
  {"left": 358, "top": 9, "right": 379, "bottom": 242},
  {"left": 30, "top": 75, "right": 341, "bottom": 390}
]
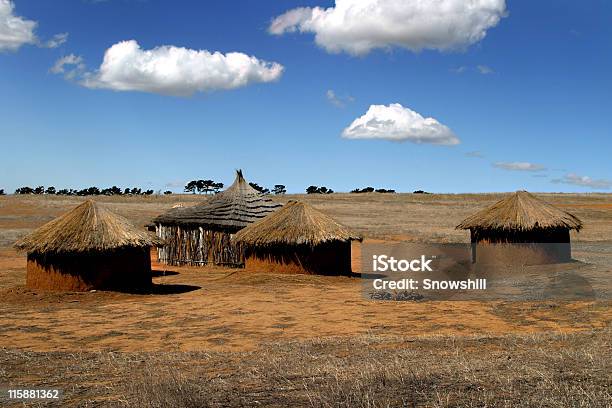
[
  {"left": 456, "top": 191, "right": 582, "bottom": 232},
  {"left": 15, "top": 200, "right": 161, "bottom": 255},
  {"left": 235, "top": 200, "right": 362, "bottom": 248},
  {"left": 153, "top": 170, "right": 281, "bottom": 231}
]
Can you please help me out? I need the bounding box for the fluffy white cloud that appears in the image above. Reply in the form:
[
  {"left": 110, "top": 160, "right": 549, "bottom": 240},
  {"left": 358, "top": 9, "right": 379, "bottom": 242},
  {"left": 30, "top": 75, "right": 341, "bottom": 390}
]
[
  {"left": 80, "top": 40, "right": 284, "bottom": 96},
  {"left": 0, "top": 0, "right": 36, "bottom": 51},
  {"left": 493, "top": 162, "right": 546, "bottom": 171},
  {"left": 552, "top": 173, "right": 611, "bottom": 190},
  {"left": 342, "top": 103, "right": 459, "bottom": 145},
  {"left": 270, "top": 0, "right": 507, "bottom": 55}
]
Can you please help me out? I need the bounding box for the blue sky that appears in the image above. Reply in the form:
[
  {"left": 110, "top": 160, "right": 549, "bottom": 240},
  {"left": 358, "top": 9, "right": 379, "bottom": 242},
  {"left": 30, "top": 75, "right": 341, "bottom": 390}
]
[{"left": 0, "top": 0, "right": 611, "bottom": 193}]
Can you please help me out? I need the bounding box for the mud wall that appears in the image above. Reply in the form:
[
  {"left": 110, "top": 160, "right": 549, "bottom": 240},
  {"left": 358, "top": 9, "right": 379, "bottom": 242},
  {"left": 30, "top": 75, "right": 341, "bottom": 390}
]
[
  {"left": 244, "top": 241, "right": 353, "bottom": 275},
  {"left": 26, "top": 248, "right": 152, "bottom": 291}
]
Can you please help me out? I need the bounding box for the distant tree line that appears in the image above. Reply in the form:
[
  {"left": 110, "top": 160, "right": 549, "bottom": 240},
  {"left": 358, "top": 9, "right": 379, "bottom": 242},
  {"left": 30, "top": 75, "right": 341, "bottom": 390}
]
[
  {"left": 184, "top": 180, "right": 224, "bottom": 194},
  {"left": 14, "top": 185, "right": 156, "bottom": 196},
  {"left": 4, "top": 183, "right": 422, "bottom": 196},
  {"left": 183, "top": 180, "right": 288, "bottom": 196},
  {"left": 306, "top": 186, "right": 334, "bottom": 194},
  {"left": 351, "top": 186, "right": 396, "bottom": 193}
]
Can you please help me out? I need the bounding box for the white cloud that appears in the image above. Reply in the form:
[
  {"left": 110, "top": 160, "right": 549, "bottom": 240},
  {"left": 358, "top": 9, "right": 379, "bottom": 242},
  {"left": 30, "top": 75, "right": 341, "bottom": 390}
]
[
  {"left": 42, "top": 32, "right": 68, "bottom": 49},
  {"left": 269, "top": 0, "right": 507, "bottom": 56},
  {"left": 50, "top": 54, "right": 85, "bottom": 80},
  {"left": 79, "top": 40, "right": 284, "bottom": 96},
  {"left": 493, "top": 162, "right": 546, "bottom": 171},
  {"left": 465, "top": 150, "right": 484, "bottom": 158},
  {"left": 450, "top": 66, "right": 467, "bottom": 74},
  {"left": 326, "top": 89, "right": 353, "bottom": 108},
  {"left": 552, "top": 173, "right": 611, "bottom": 190},
  {"left": 477, "top": 64, "right": 494, "bottom": 74},
  {"left": 0, "top": 0, "right": 37, "bottom": 52},
  {"left": 342, "top": 103, "right": 459, "bottom": 145}
]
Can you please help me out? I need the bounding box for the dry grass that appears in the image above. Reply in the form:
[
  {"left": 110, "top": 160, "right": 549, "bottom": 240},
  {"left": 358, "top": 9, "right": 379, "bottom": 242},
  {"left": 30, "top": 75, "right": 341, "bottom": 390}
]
[
  {"left": 2, "top": 191, "right": 610, "bottom": 243},
  {"left": 1, "top": 329, "right": 609, "bottom": 407}
]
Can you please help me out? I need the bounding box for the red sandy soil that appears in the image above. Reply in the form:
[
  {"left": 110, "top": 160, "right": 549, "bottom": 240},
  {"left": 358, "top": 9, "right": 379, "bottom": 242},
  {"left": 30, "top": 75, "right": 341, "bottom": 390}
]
[
  {"left": 0, "top": 194, "right": 610, "bottom": 353},
  {"left": 0, "top": 244, "right": 609, "bottom": 352}
]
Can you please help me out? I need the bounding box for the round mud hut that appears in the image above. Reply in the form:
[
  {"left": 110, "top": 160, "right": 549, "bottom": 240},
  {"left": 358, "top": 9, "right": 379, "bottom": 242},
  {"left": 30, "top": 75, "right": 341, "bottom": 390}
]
[
  {"left": 152, "top": 170, "right": 281, "bottom": 267},
  {"left": 456, "top": 191, "right": 582, "bottom": 265},
  {"left": 14, "top": 200, "right": 160, "bottom": 291},
  {"left": 234, "top": 200, "right": 362, "bottom": 275}
]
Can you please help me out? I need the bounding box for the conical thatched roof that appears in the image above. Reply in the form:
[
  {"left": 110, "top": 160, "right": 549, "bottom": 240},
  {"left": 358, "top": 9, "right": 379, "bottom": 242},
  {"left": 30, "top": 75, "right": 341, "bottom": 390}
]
[
  {"left": 15, "top": 200, "right": 161, "bottom": 255},
  {"left": 456, "top": 191, "right": 582, "bottom": 231},
  {"left": 234, "top": 200, "right": 362, "bottom": 247},
  {"left": 153, "top": 170, "right": 281, "bottom": 230}
]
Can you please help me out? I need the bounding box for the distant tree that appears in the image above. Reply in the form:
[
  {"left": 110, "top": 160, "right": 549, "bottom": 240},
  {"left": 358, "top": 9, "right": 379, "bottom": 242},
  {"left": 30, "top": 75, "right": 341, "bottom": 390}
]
[
  {"left": 0, "top": 189, "right": 5, "bottom": 195},
  {"left": 34, "top": 186, "right": 45, "bottom": 195},
  {"left": 273, "top": 184, "right": 286, "bottom": 195},
  {"left": 195, "top": 180, "right": 205, "bottom": 194},
  {"left": 212, "top": 182, "right": 224, "bottom": 194},
  {"left": 45, "top": 186, "right": 56, "bottom": 195},
  {"left": 249, "top": 182, "right": 263, "bottom": 192},
  {"left": 130, "top": 188, "right": 141, "bottom": 195},
  {"left": 143, "top": 189, "right": 154, "bottom": 195},
  {"left": 101, "top": 186, "right": 123, "bottom": 196},
  {"left": 375, "top": 188, "right": 396, "bottom": 193},
  {"left": 56, "top": 189, "right": 70, "bottom": 196},
  {"left": 77, "top": 186, "right": 100, "bottom": 196},
  {"left": 306, "top": 185, "right": 319, "bottom": 194},
  {"left": 413, "top": 190, "right": 430, "bottom": 194},
  {"left": 249, "top": 182, "right": 270, "bottom": 195},
  {"left": 201, "top": 180, "right": 216, "bottom": 194},
  {"left": 163, "top": 190, "right": 173, "bottom": 195},
  {"left": 109, "top": 186, "right": 122, "bottom": 195},
  {"left": 15, "top": 186, "right": 33, "bottom": 194},
  {"left": 184, "top": 181, "right": 197, "bottom": 194},
  {"left": 124, "top": 187, "right": 131, "bottom": 195}
]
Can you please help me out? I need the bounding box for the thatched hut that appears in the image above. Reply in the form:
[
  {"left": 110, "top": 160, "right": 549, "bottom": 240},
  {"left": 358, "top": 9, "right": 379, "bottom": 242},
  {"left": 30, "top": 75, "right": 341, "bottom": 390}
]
[
  {"left": 14, "top": 200, "right": 160, "bottom": 291},
  {"left": 152, "top": 170, "right": 281, "bottom": 267},
  {"left": 234, "top": 200, "right": 362, "bottom": 275},
  {"left": 456, "top": 191, "right": 582, "bottom": 265}
]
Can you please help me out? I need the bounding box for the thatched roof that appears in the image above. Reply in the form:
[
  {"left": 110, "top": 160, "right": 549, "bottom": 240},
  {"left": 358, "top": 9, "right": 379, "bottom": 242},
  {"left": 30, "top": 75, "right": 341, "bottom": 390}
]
[
  {"left": 234, "top": 200, "right": 362, "bottom": 247},
  {"left": 456, "top": 191, "right": 582, "bottom": 231},
  {"left": 15, "top": 200, "right": 161, "bottom": 255},
  {"left": 153, "top": 170, "right": 281, "bottom": 230}
]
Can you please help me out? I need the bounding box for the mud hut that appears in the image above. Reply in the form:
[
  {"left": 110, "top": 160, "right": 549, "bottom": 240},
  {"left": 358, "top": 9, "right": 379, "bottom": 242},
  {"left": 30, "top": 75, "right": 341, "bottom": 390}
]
[
  {"left": 152, "top": 170, "right": 281, "bottom": 267},
  {"left": 234, "top": 200, "right": 362, "bottom": 275},
  {"left": 456, "top": 191, "right": 582, "bottom": 265},
  {"left": 14, "top": 200, "right": 160, "bottom": 291}
]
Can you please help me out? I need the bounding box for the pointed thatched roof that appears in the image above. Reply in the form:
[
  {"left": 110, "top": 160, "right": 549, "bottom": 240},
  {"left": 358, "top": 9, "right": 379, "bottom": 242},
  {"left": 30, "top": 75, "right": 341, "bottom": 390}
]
[
  {"left": 234, "top": 200, "right": 362, "bottom": 247},
  {"left": 15, "top": 200, "right": 161, "bottom": 255},
  {"left": 456, "top": 191, "right": 582, "bottom": 231},
  {"left": 153, "top": 170, "right": 281, "bottom": 230}
]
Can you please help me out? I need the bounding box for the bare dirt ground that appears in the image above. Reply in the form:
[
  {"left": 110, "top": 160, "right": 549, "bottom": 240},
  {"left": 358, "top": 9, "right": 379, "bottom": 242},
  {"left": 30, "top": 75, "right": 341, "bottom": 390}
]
[{"left": 0, "top": 193, "right": 610, "bottom": 406}]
